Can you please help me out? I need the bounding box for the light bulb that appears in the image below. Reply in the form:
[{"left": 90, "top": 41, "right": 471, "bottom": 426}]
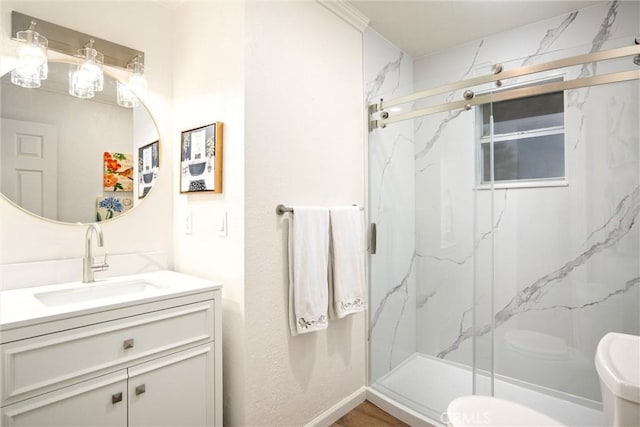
[
  {"left": 11, "top": 23, "right": 48, "bottom": 89},
  {"left": 117, "top": 55, "right": 147, "bottom": 108},
  {"left": 69, "top": 43, "right": 104, "bottom": 99},
  {"left": 117, "top": 82, "right": 137, "bottom": 107}
]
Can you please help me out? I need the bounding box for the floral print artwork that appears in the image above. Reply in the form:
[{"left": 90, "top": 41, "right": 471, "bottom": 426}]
[
  {"left": 96, "top": 196, "right": 132, "bottom": 222},
  {"left": 104, "top": 152, "right": 134, "bottom": 192}
]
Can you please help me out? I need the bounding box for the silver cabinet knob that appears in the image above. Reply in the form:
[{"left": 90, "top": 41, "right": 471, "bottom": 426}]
[
  {"left": 123, "top": 339, "right": 134, "bottom": 350},
  {"left": 135, "top": 384, "right": 146, "bottom": 395},
  {"left": 112, "top": 392, "right": 123, "bottom": 404}
]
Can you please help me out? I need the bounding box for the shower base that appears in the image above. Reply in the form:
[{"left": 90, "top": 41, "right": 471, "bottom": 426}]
[{"left": 371, "top": 353, "right": 604, "bottom": 426}]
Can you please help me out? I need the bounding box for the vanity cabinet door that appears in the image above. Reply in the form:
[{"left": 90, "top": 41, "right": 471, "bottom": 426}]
[
  {"left": 128, "top": 343, "right": 215, "bottom": 427},
  {"left": 0, "top": 370, "right": 127, "bottom": 427}
]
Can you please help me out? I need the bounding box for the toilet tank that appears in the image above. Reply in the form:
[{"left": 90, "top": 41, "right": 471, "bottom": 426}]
[{"left": 595, "top": 333, "right": 640, "bottom": 426}]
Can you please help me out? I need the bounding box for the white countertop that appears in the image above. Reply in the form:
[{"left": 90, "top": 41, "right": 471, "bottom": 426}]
[{"left": 0, "top": 270, "right": 221, "bottom": 331}]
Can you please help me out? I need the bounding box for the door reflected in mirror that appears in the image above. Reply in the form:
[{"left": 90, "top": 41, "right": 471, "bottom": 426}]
[{"left": 0, "top": 61, "right": 160, "bottom": 224}]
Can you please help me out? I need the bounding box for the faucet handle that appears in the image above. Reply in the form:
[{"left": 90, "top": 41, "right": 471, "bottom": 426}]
[{"left": 93, "top": 252, "right": 109, "bottom": 271}]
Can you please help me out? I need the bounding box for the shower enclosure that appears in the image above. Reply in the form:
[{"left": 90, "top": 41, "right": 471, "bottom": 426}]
[{"left": 366, "top": 2, "right": 639, "bottom": 425}]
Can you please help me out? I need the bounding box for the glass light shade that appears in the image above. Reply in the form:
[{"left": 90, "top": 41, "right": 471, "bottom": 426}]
[
  {"left": 69, "top": 46, "right": 104, "bottom": 99},
  {"left": 116, "top": 81, "right": 137, "bottom": 108},
  {"left": 117, "top": 56, "right": 147, "bottom": 108},
  {"left": 10, "top": 29, "right": 48, "bottom": 89}
]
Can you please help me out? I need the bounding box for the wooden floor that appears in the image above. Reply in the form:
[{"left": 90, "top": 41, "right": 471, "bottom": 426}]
[{"left": 331, "top": 401, "right": 410, "bottom": 427}]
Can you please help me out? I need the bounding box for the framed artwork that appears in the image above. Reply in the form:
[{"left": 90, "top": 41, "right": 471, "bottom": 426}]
[
  {"left": 138, "top": 140, "right": 159, "bottom": 199},
  {"left": 104, "top": 152, "right": 134, "bottom": 192},
  {"left": 96, "top": 195, "right": 133, "bottom": 222},
  {"left": 180, "top": 122, "right": 223, "bottom": 193}
]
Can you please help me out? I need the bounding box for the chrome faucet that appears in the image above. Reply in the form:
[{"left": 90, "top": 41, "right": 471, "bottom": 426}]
[{"left": 83, "top": 223, "right": 109, "bottom": 283}]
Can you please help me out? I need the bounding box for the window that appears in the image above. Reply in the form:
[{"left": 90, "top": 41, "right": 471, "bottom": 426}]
[{"left": 477, "top": 78, "right": 565, "bottom": 187}]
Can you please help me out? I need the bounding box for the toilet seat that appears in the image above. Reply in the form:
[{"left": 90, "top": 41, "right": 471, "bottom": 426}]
[
  {"left": 595, "top": 332, "right": 640, "bottom": 404},
  {"left": 447, "top": 396, "right": 565, "bottom": 426},
  {"left": 595, "top": 332, "right": 640, "bottom": 426}
]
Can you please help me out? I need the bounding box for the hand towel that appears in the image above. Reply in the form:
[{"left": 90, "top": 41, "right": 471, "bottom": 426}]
[
  {"left": 329, "top": 207, "right": 366, "bottom": 319},
  {"left": 288, "top": 207, "right": 330, "bottom": 336}
]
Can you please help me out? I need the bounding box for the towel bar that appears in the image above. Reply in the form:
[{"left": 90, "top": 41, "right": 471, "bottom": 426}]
[{"left": 276, "top": 204, "right": 363, "bottom": 215}]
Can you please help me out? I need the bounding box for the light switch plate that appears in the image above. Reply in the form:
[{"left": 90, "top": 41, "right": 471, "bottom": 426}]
[
  {"left": 218, "top": 211, "right": 227, "bottom": 237},
  {"left": 185, "top": 212, "right": 193, "bottom": 235}
]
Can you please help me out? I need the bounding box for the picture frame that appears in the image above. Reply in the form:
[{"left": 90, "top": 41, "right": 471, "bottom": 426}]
[
  {"left": 138, "top": 140, "right": 159, "bottom": 199},
  {"left": 180, "top": 122, "right": 223, "bottom": 193},
  {"left": 104, "top": 152, "right": 134, "bottom": 192},
  {"left": 96, "top": 195, "right": 133, "bottom": 222}
]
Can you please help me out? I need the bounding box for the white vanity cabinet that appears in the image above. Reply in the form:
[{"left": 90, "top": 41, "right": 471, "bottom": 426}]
[{"left": 0, "top": 277, "right": 222, "bottom": 427}]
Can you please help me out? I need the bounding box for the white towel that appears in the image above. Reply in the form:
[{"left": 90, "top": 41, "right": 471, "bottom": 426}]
[
  {"left": 288, "top": 207, "right": 330, "bottom": 336},
  {"left": 329, "top": 207, "right": 366, "bottom": 319}
]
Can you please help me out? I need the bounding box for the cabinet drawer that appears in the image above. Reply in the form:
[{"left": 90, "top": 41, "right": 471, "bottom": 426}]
[{"left": 1, "top": 300, "right": 214, "bottom": 405}]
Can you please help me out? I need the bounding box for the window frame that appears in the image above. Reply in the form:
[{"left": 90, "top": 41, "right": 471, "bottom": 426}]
[{"left": 474, "top": 74, "right": 569, "bottom": 190}]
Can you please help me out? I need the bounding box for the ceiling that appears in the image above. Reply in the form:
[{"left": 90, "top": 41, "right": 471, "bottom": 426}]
[{"left": 348, "top": 1, "right": 605, "bottom": 58}]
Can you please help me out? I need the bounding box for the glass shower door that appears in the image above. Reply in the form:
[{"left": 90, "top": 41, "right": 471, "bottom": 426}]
[
  {"left": 487, "top": 57, "right": 640, "bottom": 425},
  {"left": 470, "top": 43, "right": 640, "bottom": 426}
]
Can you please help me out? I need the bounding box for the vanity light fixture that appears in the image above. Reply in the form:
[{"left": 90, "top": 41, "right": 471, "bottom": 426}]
[
  {"left": 117, "top": 55, "right": 147, "bottom": 108},
  {"left": 10, "top": 20, "right": 48, "bottom": 89},
  {"left": 11, "top": 11, "right": 145, "bottom": 103},
  {"left": 69, "top": 40, "right": 104, "bottom": 99}
]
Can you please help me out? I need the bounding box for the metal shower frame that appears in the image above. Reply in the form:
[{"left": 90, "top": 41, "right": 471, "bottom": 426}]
[{"left": 369, "top": 41, "right": 640, "bottom": 131}]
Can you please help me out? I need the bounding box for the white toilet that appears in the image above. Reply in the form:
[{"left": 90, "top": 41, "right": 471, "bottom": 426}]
[
  {"left": 446, "top": 395, "right": 564, "bottom": 427},
  {"left": 595, "top": 332, "right": 640, "bottom": 426}
]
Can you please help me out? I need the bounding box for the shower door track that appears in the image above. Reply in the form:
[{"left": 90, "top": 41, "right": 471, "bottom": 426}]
[{"left": 369, "top": 43, "right": 640, "bottom": 130}]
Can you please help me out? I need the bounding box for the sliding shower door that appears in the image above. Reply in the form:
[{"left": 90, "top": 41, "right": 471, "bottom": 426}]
[{"left": 488, "top": 46, "right": 640, "bottom": 422}]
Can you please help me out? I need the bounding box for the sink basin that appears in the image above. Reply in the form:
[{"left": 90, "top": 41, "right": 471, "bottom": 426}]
[{"left": 34, "top": 280, "right": 165, "bottom": 307}]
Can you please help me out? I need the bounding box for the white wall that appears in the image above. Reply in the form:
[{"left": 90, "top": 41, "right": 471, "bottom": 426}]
[
  {"left": 170, "top": 1, "right": 246, "bottom": 425},
  {"left": 243, "top": 2, "right": 365, "bottom": 425},
  {"left": 173, "top": 2, "right": 366, "bottom": 425},
  {"left": 0, "top": 1, "right": 174, "bottom": 269}
]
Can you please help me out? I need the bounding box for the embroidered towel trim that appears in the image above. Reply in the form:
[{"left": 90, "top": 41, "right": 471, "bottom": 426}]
[
  {"left": 288, "top": 207, "right": 330, "bottom": 336},
  {"left": 329, "top": 206, "right": 366, "bottom": 319}
]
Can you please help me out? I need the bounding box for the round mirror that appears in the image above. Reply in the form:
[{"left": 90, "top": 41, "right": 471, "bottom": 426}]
[{"left": 0, "top": 60, "right": 159, "bottom": 224}]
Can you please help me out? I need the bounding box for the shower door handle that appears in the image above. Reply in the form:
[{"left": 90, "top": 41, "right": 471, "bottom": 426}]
[{"left": 370, "top": 223, "right": 377, "bottom": 255}]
